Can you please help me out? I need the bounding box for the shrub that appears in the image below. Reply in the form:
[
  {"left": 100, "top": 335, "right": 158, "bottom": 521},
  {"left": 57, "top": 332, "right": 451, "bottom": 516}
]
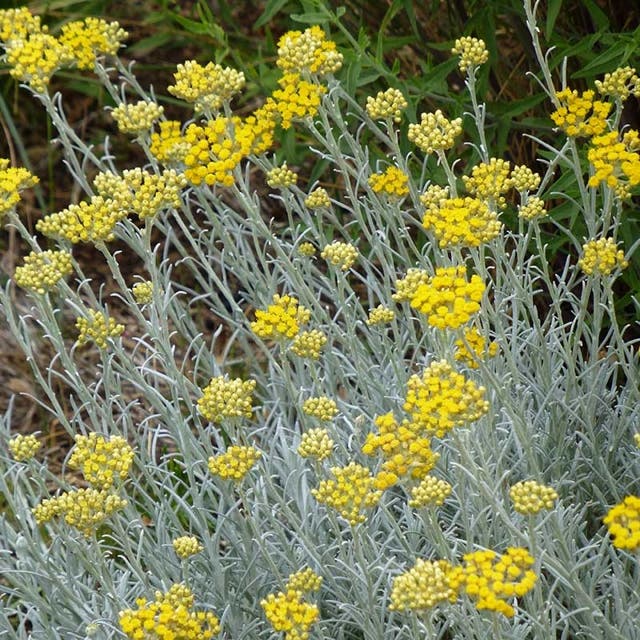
[{"left": 1, "top": 3, "right": 639, "bottom": 638}]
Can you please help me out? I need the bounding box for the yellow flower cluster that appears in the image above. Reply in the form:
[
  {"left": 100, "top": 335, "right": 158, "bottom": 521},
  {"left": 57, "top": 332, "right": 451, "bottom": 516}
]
[
  {"left": 13, "top": 249, "right": 73, "bottom": 294},
  {"left": 392, "top": 268, "right": 430, "bottom": 303},
  {"left": 368, "top": 166, "right": 409, "bottom": 198},
  {"left": 510, "top": 164, "right": 541, "bottom": 192},
  {"left": 291, "top": 329, "right": 327, "bottom": 359},
  {"left": 312, "top": 461, "right": 382, "bottom": 525},
  {"left": 635, "top": 433, "right": 640, "bottom": 448},
  {"left": 389, "top": 559, "right": 457, "bottom": 611},
  {"left": 304, "top": 187, "right": 331, "bottom": 209},
  {"left": 197, "top": 376, "right": 256, "bottom": 423},
  {"left": 362, "top": 413, "right": 440, "bottom": 490},
  {"left": 68, "top": 433, "right": 134, "bottom": 490},
  {"left": 366, "top": 87, "right": 408, "bottom": 122},
  {"left": 276, "top": 25, "right": 343, "bottom": 76},
  {"left": 422, "top": 195, "right": 501, "bottom": 248},
  {"left": 408, "top": 475, "right": 453, "bottom": 508},
  {"left": 409, "top": 266, "right": 485, "bottom": 330},
  {"left": 595, "top": 66, "right": 640, "bottom": 101},
  {"left": 4, "top": 31, "right": 73, "bottom": 93},
  {"left": 150, "top": 121, "right": 189, "bottom": 166},
  {"left": 454, "top": 326, "right": 498, "bottom": 368},
  {"left": 587, "top": 130, "right": 640, "bottom": 199},
  {"left": 517, "top": 196, "right": 547, "bottom": 220},
  {"left": 302, "top": 396, "right": 338, "bottom": 421},
  {"left": 408, "top": 110, "right": 463, "bottom": 154},
  {"left": 0, "top": 7, "right": 43, "bottom": 44},
  {"left": 298, "top": 428, "right": 334, "bottom": 461},
  {"left": 94, "top": 168, "right": 186, "bottom": 220},
  {"left": 451, "top": 36, "right": 489, "bottom": 73},
  {"left": 36, "top": 196, "right": 127, "bottom": 244},
  {"left": 463, "top": 158, "right": 512, "bottom": 209},
  {"left": 58, "top": 17, "right": 127, "bottom": 70},
  {"left": 8, "top": 434, "right": 42, "bottom": 462},
  {"left": 603, "top": 495, "right": 640, "bottom": 551},
  {"left": 172, "top": 535, "right": 203, "bottom": 559},
  {"left": 208, "top": 445, "right": 261, "bottom": 481},
  {"left": 168, "top": 60, "right": 246, "bottom": 113},
  {"left": 119, "top": 583, "right": 220, "bottom": 640},
  {"left": 132, "top": 280, "right": 154, "bottom": 304},
  {"left": 447, "top": 547, "right": 537, "bottom": 617},
  {"left": 267, "top": 163, "right": 298, "bottom": 188},
  {"left": 33, "top": 487, "right": 128, "bottom": 537},
  {"left": 76, "top": 309, "right": 124, "bottom": 348},
  {"left": 550, "top": 89, "right": 611, "bottom": 138},
  {"left": 181, "top": 115, "right": 270, "bottom": 187},
  {"left": 403, "top": 359, "right": 489, "bottom": 439},
  {"left": 270, "top": 73, "right": 326, "bottom": 130},
  {"left": 0, "top": 158, "right": 39, "bottom": 217},
  {"left": 321, "top": 241, "right": 358, "bottom": 270},
  {"left": 250, "top": 294, "right": 311, "bottom": 340},
  {"left": 578, "top": 237, "right": 628, "bottom": 276},
  {"left": 510, "top": 480, "right": 558, "bottom": 515},
  {"left": 366, "top": 305, "right": 395, "bottom": 326},
  {"left": 285, "top": 567, "right": 323, "bottom": 594},
  {"left": 298, "top": 242, "right": 316, "bottom": 257},
  {"left": 111, "top": 101, "right": 164, "bottom": 135},
  {"left": 261, "top": 587, "right": 319, "bottom": 640}
]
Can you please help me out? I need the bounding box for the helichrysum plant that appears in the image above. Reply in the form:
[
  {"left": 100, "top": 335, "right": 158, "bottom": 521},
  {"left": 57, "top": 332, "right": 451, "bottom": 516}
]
[{"left": 1, "top": 4, "right": 640, "bottom": 639}]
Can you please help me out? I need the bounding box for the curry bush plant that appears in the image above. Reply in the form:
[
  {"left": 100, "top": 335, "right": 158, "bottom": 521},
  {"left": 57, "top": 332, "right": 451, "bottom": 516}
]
[{"left": 1, "top": 3, "right": 640, "bottom": 639}]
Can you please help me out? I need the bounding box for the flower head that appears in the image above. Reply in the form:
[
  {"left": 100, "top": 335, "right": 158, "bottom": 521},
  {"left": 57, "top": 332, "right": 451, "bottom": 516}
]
[
  {"left": 409, "top": 266, "right": 485, "bottom": 330},
  {"left": 368, "top": 166, "right": 409, "bottom": 198},
  {"left": 111, "top": 101, "right": 164, "bottom": 135},
  {"left": 13, "top": 249, "right": 73, "bottom": 294},
  {"left": 172, "top": 535, "right": 204, "bottom": 559},
  {"left": 36, "top": 196, "right": 127, "bottom": 244},
  {"left": 312, "top": 461, "right": 382, "bottom": 525},
  {"left": 298, "top": 428, "right": 334, "bottom": 461},
  {"left": 68, "top": 433, "right": 134, "bottom": 489},
  {"left": 8, "top": 434, "right": 42, "bottom": 462},
  {"left": 267, "top": 162, "right": 298, "bottom": 188},
  {"left": 270, "top": 73, "right": 326, "bottom": 129},
  {"left": 403, "top": 359, "right": 489, "bottom": 438},
  {"left": 150, "top": 120, "right": 189, "bottom": 166},
  {"left": 551, "top": 89, "right": 611, "bottom": 138},
  {"left": 451, "top": 36, "right": 489, "bottom": 73},
  {"left": 132, "top": 280, "right": 154, "bottom": 304},
  {"left": 366, "top": 87, "right": 408, "bottom": 122},
  {"left": 261, "top": 588, "right": 319, "bottom": 640},
  {"left": 0, "top": 8, "right": 44, "bottom": 45},
  {"left": 276, "top": 26, "right": 343, "bottom": 76},
  {"left": 58, "top": 17, "right": 127, "bottom": 70},
  {"left": 422, "top": 196, "right": 501, "bottom": 248},
  {"left": 510, "top": 165, "right": 541, "bottom": 192},
  {"left": 208, "top": 445, "right": 261, "bottom": 481},
  {"left": 389, "top": 559, "right": 458, "bottom": 611},
  {"left": 290, "top": 329, "right": 327, "bottom": 360},
  {"left": 409, "top": 475, "right": 453, "bottom": 508},
  {"left": 286, "top": 568, "right": 323, "bottom": 594},
  {"left": 119, "top": 584, "right": 220, "bottom": 640},
  {"left": 198, "top": 376, "right": 256, "bottom": 423},
  {"left": 510, "top": 480, "right": 558, "bottom": 515},
  {"left": 517, "top": 196, "right": 547, "bottom": 220},
  {"left": 250, "top": 294, "right": 311, "bottom": 340},
  {"left": 448, "top": 547, "right": 537, "bottom": 617},
  {"left": 169, "top": 60, "right": 245, "bottom": 113},
  {"left": 76, "top": 309, "right": 124, "bottom": 349},
  {"left": 366, "top": 305, "right": 395, "bottom": 326},
  {"left": 321, "top": 241, "right": 358, "bottom": 270},
  {"left": 33, "top": 488, "right": 127, "bottom": 537},
  {"left": 0, "top": 159, "right": 39, "bottom": 218},
  {"left": 603, "top": 495, "right": 640, "bottom": 551},
  {"left": 392, "top": 268, "right": 430, "bottom": 303},
  {"left": 408, "top": 110, "right": 463, "bottom": 154},
  {"left": 595, "top": 66, "right": 640, "bottom": 101},
  {"left": 304, "top": 187, "right": 331, "bottom": 209},
  {"left": 587, "top": 130, "right": 640, "bottom": 199},
  {"left": 578, "top": 237, "right": 628, "bottom": 276},
  {"left": 302, "top": 396, "right": 338, "bottom": 421},
  {"left": 462, "top": 158, "right": 511, "bottom": 209}
]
